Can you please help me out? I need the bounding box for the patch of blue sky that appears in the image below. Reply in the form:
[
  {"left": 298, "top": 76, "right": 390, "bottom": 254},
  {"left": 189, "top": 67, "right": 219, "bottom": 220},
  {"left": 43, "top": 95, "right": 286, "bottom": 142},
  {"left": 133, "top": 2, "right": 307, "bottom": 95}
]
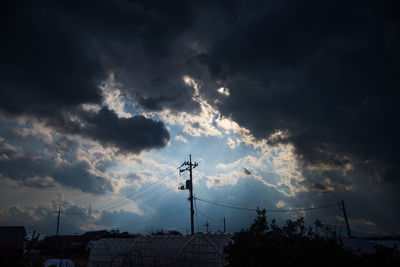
[
  {"left": 122, "top": 101, "right": 143, "bottom": 117},
  {"left": 155, "top": 127, "right": 256, "bottom": 175},
  {"left": 192, "top": 178, "right": 289, "bottom": 231}
]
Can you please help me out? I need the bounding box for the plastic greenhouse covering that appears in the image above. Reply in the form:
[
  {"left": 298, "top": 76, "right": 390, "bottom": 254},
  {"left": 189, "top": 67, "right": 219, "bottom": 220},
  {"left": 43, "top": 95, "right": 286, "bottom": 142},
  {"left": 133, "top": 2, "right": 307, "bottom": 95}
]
[
  {"left": 127, "top": 235, "right": 190, "bottom": 266},
  {"left": 87, "top": 238, "right": 137, "bottom": 267},
  {"left": 87, "top": 233, "right": 233, "bottom": 267},
  {"left": 175, "top": 233, "right": 233, "bottom": 267}
]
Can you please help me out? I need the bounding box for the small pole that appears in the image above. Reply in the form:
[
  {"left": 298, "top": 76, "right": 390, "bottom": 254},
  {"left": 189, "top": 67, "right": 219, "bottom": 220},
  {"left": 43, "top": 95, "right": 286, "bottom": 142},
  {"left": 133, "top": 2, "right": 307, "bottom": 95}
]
[
  {"left": 341, "top": 200, "right": 352, "bottom": 238},
  {"left": 223, "top": 217, "right": 226, "bottom": 233},
  {"left": 56, "top": 207, "right": 61, "bottom": 236},
  {"left": 205, "top": 220, "right": 210, "bottom": 233},
  {"left": 55, "top": 207, "right": 62, "bottom": 258}
]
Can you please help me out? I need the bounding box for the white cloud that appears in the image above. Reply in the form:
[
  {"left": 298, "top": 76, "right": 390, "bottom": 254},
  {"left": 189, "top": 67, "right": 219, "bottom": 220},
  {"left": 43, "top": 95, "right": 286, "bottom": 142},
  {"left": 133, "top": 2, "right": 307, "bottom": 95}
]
[
  {"left": 209, "top": 142, "right": 307, "bottom": 197},
  {"left": 155, "top": 76, "right": 222, "bottom": 137},
  {"left": 275, "top": 200, "right": 286, "bottom": 208},
  {"left": 13, "top": 119, "right": 55, "bottom": 144},
  {"left": 306, "top": 162, "right": 354, "bottom": 175},
  {"left": 216, "top": 158, "right": 242, "bottom": 170},
  {"left": 268, "top": 130, "right": 289, "bottom": 143},
  {"left": 25, "top": 176, "right": 57, "bottom": 188},
  {"left": 174, "top": 135, "right": 188, "bottom": 143},
  {"left": 152, "top": 76, "right": 269, "bottom": 152},
  {"left": 99, "top": 71, "right": 132, "bottom": 118},
  {"left": 204, "top": 169, "right": 244, "bottom": 188},
  {"left": 227, "top": 137, "right": 236, "bottom": 149},
  {"left": 80, "top": 103, "right": 101, "bottom": 113},
  {"left": 217, "top": 87, "right": 230, "bottom": 96}
]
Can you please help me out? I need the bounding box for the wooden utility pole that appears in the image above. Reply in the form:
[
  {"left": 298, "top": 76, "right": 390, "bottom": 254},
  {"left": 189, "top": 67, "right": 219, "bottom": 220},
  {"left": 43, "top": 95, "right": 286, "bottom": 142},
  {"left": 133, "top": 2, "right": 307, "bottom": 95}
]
[
  {"left": 341, "top": 200, "right": 352, "bottom": 238},
  {"left": 179, "top": 155, "right": 198, "bottom": 235}
]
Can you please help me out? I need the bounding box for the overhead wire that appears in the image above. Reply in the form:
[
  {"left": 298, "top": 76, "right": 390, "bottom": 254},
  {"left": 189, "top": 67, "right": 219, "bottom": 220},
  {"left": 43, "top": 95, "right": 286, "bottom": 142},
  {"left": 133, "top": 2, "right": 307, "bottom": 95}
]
[
  {"left": 194, "top": 199, "right": 222, "bottom": 222},
  {"left": 195, "top": 197, "right": 341, "bottom": 213},
  {"left": 97, "top": 170, "right": 178, "bottom": 211},
  {"left": 195, "top": 197, "right": 257, "bottom": 211},
  {"left": 194, "top": 196, "right": 200, "bottom": 233},
  {"left": 134, "top": 180, "right": 177, "bottom": 205},
  {"left": 110, "top": 208, "right": 188, "bottom": 233},
  {"left": 98, "top": 178, "right": 174, "bottom": 211},
  {"left": 131, "top": 175, "right": 181, "bottom": 206},
  {"left": 131, "top": 175, "right": 180, "bottom": 202}
]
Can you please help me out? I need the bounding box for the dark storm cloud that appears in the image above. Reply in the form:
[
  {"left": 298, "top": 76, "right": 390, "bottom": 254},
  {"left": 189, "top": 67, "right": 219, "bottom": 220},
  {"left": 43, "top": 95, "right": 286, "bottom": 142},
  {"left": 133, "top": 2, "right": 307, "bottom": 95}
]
[
  {"left": 0, "top": 1, "right": 103, "bottom": 114},
  {"left": 0, "top": 139, "right": 112, "bottom": 194},
  {"left": 3, "top": 0, "right": 399, "bottom": 171},
  {"left": 47, "top": 107, "right": 170, "bottom": 153},
  {"left": 0, "top": 0, "right": 177, "bottom": 153},
  {"left": 196, "top": 0, "right": 400, "bottom": 183},
  {"left": 58, "top": 0, "right": 201, "bottom": 113},
  {"left": 182, "top": 0, "right": 400, "bottom": 234}
]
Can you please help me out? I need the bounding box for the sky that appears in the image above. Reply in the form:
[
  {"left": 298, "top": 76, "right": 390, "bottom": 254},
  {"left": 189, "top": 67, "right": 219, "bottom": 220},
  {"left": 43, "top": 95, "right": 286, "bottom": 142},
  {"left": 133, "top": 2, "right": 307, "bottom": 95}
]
[{"left": 1, "top": 0, "right": 399, "bottom": 237}]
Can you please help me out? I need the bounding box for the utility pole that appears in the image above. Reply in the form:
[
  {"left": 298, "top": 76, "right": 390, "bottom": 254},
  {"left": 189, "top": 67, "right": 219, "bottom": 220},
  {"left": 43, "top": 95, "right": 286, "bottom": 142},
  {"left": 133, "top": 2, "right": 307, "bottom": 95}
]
[
  {"left": 56, "top": 207, "right": 61, "bottom": 236},
  {"left": 204, "top": 221, "right": 210, "bottom": 233},
  {"left": 341, "top": 200, "right": 352, "bottom": 238},
  {"left": 55, "top": 207, "right": 62, "bottom": 258},
  {"left": 223, "top": 217, "right": 226, "bottom": 233},
  {"left": 179, "top": 154, "right": 198, "bottom": 235}
]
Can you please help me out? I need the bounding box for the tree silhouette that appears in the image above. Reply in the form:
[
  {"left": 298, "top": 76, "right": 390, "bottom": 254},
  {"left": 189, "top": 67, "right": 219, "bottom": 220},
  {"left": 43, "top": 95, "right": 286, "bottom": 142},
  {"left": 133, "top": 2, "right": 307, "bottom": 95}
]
[{"left": 225, "top": 212, "right": 400, "bottom": 266}]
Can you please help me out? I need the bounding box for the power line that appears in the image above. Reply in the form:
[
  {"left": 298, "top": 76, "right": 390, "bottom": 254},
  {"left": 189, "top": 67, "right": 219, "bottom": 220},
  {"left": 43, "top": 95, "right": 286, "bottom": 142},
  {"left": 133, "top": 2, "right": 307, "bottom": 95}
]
[
  {"left": 109, "top": 208, "right": 187, "bottom": 232},
  {"left": 194, "top": 197, "right": 200, "bottom": 233},
  {"left": 97, "top": 170, "right": 177, "bottom": 211},
  {"left": 93, "top": 174, "right": 179, "bottom": 217},
  {"left": 98, "top": 179, "right": 173, "bottom": 211},
  {"left": 195, "top": 197, "right": 341, "bottom": 213},
  {"left": 131, "top": 179, "right": 173, "bottom": 200},
  {"left": 134, "top": 185, "right": 174, "bottom": 205},
  {"left": 195, "top": 197, "right": 257, "bottom": 211},
  {"left": 194, "top": 199, "right": 222, "bottom": 222},
  {"left": 98, "top": 170, "right": 176, "bottom": 210}
]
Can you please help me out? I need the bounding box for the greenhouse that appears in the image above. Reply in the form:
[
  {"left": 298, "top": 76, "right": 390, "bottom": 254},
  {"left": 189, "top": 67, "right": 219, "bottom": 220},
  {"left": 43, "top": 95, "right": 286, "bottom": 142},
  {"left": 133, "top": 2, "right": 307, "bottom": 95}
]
[
  {"left": 127, "top": 235, "right": 190, "bottom": 266},
  {"left": 87, "top": 238, "right": 137, "bottom": 267},
  {"left": 87, "top": 233, "right": 233, "bottom": 267},
  {"left": 174, "top": 233, "right": 233, "bottom": 267}
]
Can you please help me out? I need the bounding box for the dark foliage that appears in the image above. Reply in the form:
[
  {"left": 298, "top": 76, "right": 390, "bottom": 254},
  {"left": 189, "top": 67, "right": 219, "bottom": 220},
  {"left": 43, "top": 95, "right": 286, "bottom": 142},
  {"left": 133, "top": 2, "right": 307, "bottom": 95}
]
[
  {"left": 102, "top": 230, "right": 138, "bottom": 239},
  {"left": 150, "top": 229, "right": 183, "bottom": 236},
  {"left": 225, "top": 209, "right": 400, "bottom": 266}
]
